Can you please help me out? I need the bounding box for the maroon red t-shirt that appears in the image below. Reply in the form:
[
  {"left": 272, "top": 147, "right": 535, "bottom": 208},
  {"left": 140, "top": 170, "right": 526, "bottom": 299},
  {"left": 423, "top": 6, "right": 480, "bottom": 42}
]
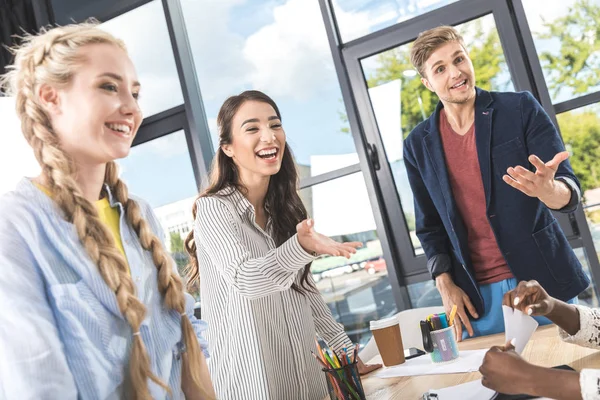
[{"left": 439, "top": 109, "right": 514, "bottom": 285}]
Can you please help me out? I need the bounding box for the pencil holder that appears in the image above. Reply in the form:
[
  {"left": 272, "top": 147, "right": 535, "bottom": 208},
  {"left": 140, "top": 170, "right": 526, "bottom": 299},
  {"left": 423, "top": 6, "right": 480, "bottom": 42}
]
[
  {"left": 323, "top": 361, "right": 366, "bottom": 400},
  {"left": 429, "top": 326, "right": 459, "bottom": 363}
]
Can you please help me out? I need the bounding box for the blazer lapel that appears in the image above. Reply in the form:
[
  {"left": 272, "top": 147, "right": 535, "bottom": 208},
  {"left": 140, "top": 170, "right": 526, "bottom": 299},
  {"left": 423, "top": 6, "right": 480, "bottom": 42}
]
[{"left": 473, "top": 88, "right": 494, "bottom": 210}]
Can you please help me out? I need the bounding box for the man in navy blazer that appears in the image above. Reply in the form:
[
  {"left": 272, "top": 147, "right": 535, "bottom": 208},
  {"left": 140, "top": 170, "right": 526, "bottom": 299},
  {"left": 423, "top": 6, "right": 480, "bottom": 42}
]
[{"left": 404, "top": 26, "right": 589, "bottom": 340}]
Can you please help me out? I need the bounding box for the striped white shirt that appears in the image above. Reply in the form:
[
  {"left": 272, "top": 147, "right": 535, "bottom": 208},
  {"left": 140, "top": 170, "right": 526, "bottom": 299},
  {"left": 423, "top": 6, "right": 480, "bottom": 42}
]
[{"left": 194, "top": 187, "right": 354, "bottom": 399}]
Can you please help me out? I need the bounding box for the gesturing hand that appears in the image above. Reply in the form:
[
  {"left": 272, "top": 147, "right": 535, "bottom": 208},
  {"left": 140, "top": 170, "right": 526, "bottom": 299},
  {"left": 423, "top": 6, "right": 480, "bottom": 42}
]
[
  {"left": 296, "top": 219, "right": 362, "bottom": 258},
  {"left": 503, "top": 151, "right": 569, "bottom": 203}
]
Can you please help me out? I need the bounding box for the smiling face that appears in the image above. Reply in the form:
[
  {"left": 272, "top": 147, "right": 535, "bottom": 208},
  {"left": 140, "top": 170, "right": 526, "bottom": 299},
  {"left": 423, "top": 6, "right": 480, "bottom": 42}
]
[
  {"left": 221, "top": 100, "right": 286, "bottom": 182},
  {"left": 420, "top": 40, "right": 476, "bottom": 105},
  {"left": 41, "top": 43, "right": 142, "bottom": 166}
]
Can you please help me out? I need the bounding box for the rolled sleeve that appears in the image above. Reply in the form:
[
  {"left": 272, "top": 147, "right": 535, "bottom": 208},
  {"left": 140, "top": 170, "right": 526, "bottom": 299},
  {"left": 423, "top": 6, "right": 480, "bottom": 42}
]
[
  {"left": 275, "top": 233, "right": 316, "bottom": 272},
  {"left": 427, "top": 253, "right": 452, "bottom": 279},
  {"left": 555, "top": 176, "right": 581, "bottom": 212}
]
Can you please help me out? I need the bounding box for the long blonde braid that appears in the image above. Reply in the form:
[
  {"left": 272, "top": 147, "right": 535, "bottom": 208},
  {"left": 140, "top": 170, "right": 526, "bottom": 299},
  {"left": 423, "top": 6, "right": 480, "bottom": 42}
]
[
  {"left": 1, "top": 23, "right": 211, "bottom": 399},
  {"left": 106, "top": 162, "right": 211, "bottom": 398}
]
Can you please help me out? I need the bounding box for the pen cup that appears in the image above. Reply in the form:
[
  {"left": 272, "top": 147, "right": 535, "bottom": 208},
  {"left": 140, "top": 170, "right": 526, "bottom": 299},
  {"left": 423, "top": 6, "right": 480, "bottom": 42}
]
[
  {"left": 323, "top": 361, "right": 366, "bottom": 400},
  {"left": 429, "top": 326, "right": 459, "bottom": 363}
]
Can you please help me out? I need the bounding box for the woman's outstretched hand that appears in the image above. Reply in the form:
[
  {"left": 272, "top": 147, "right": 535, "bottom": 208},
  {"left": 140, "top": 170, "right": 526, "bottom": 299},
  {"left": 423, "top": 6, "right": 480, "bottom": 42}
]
[{"left": 296, "top": 219, "right": 362, "bottom": 258}]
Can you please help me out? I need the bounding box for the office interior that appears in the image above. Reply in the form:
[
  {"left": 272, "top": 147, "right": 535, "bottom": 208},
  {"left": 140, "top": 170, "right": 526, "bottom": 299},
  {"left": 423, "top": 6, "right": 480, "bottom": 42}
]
[{"left": 1, "top": 0, "right": 599, "bottom": 349}]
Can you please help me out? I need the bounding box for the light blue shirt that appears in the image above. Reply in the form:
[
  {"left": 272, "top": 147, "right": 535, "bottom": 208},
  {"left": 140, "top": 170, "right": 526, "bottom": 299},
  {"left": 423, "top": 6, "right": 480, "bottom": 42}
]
[{"left": 0, "top": 178, "right": 209, "bottom": 400}]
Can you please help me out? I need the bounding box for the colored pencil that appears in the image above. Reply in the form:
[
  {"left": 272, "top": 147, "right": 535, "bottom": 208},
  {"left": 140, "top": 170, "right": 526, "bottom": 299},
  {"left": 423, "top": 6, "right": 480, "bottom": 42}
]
[{"left": 311, "top": 338, "right": 364, "bottom": 399}]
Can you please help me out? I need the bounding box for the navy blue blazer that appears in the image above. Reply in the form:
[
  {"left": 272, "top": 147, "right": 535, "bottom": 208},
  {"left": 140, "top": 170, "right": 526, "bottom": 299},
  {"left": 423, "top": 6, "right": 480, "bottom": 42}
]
[{"left": 403, "top": 88, "right": 589, "bottom": 315}]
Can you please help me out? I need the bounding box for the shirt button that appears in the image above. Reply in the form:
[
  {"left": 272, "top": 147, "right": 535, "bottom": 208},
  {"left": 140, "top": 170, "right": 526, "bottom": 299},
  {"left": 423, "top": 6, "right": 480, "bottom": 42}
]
[{"left": 135, "top": 276, "right": 141, "bottom": 283}]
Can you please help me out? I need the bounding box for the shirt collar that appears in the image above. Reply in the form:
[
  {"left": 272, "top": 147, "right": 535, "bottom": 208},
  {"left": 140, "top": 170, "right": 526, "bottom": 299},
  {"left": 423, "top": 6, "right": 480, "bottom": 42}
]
[
  {"left": 217, "top": 186, "right": 254, "bottom": 217},
  {"left": 101, "top": 183, "right": 121, "bottom": 208}
]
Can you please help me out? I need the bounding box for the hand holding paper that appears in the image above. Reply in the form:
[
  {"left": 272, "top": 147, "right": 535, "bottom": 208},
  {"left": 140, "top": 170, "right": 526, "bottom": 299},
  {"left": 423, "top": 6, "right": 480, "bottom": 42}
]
[
  {"left": 479, "top": 339, "right": 540, "bottom": 397},
  {"left": 502, "top": 305, "right": 538, "bottom": 354},
  {"left": 502, "top": 280, "right": 556, "bottom": 317}
]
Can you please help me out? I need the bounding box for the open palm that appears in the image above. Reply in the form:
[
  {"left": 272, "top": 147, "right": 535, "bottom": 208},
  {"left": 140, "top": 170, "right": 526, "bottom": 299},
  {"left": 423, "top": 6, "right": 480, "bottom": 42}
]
[{"left": 296, "top": 219, "right": 361, "bottom": 258}]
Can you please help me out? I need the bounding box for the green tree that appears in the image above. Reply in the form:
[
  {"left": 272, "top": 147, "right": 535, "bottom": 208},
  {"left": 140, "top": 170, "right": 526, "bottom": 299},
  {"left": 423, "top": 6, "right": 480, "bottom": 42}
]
[
  {"left": 558, "top": 110, "right": 600, "bottom": 194},
  {"left": 169, "top": 231, "right": 188, "bottom": 276},
  {"left": 170, "top": 231, "right": 184, "bottom": 254},
  {"left": 537, "top": 0, "right": 600, "bottom": 98}
]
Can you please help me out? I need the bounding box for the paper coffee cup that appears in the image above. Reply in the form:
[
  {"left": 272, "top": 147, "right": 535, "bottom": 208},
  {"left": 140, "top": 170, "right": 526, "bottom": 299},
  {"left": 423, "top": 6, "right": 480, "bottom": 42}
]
[{"left": 370, "top": 316, "right": 405, "bottom": 366}]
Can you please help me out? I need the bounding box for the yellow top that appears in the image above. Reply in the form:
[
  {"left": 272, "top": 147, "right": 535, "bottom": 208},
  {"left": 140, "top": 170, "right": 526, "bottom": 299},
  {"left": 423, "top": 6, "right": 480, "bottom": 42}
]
[{"left": 34, "top": 182, "right": 128, "bottom": 264}]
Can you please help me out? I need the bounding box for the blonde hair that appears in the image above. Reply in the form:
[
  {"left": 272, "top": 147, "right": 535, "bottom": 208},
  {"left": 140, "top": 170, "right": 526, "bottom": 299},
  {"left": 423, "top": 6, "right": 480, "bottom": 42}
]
[
  {"left": 410, "top": 25, "right": 467, "bottom": 78},
  {"left": 1, "top": 22, "right": 212, "bottom": 400}
]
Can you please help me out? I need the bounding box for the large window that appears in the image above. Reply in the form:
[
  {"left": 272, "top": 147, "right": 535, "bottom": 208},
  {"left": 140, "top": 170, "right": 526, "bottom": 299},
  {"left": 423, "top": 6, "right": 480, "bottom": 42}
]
[
  {"left": 180, "top": 0, "right": 359, "bottom": 178},
  {"left": 99, "top": 0, "right": 184, "bottom": 117},
  {"left": 522, "top": 0, "right": 600, "bottom": 104},
  {"left": 300, "top": 172, "right": 397, "bottom": 346}
]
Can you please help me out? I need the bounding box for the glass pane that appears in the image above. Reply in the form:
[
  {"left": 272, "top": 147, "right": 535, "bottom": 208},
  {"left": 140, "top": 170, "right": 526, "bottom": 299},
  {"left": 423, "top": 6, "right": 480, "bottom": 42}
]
[
  {"left": 332, "top": 0, "right": 459, "bottom": 43},
  {"left": 0, "top": 97, "right": 41, "bottom": 196},
  {"left": 117, "top": 131, "right": 198, "bottom": 283},
  {"left": 361, "top": 15, "right": 514, "bottom": 255},
  {"left": 180, "top": 0, "right": 358, "bottom": 178},
  {"left": 407, "top": 280, "right": 442, "bottom": 309},
  {"left": 100, "top": 0, "right": 184, "bottom": 117},
  {"left": 522, "top": 0, "right": 600, "bottom": 104},
  {"left": 556, "top": 103, "right": 600, "bottom": 306},
  {"left": 300, "top": 172, "right": 397, "bottom": 346}
]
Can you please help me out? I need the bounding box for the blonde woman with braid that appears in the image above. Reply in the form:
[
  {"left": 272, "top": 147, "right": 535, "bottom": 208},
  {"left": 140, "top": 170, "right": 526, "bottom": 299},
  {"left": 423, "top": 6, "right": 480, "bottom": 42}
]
[{"left": 0, "top": 23, "right": 214, "bottom": 400}]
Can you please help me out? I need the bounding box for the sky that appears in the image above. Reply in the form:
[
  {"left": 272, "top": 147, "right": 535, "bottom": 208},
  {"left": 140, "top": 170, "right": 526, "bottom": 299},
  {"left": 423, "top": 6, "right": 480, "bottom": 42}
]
[{"left": 0, "top": 0, "right": 593, "bottom": 211}]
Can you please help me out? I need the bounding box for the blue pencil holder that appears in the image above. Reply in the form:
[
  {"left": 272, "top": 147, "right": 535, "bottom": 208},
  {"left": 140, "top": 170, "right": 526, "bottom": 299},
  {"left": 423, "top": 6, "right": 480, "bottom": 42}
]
[{"left": 429, "top": 326, "right": 459, "bottom": 363}]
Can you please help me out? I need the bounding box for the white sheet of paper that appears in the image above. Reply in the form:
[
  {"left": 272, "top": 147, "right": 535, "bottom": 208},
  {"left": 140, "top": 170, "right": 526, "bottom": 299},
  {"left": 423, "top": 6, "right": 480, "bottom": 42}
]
[
  {"left": 375, "top": 349, "right": 487, "bottom": 378},
  {"left": 426, "top": 379, "right": 496, "bottom": 400},
  {"left": 502, "top": 305, "right": 515, "bottom": 345},
  {"left": 502, "top": 305, "right": 539, "bottom": 354}
]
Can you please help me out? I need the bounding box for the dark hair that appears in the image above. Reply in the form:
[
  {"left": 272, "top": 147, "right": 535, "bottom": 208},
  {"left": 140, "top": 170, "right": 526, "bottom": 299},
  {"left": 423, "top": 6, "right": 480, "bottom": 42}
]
[{"left": 185, "top": 90, "right": 315, "bottom": 294}]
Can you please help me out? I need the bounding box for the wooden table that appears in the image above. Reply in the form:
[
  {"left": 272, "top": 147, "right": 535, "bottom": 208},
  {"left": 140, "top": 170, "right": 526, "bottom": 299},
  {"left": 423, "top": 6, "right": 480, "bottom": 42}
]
[{"left": 354, "top": 325, "right": 600, "bottom": 399}]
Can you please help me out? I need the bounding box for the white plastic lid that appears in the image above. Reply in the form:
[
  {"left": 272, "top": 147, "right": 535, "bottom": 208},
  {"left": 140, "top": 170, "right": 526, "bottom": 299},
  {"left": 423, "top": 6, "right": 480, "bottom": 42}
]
[{"left": 369, "top": 316, "right": 399, "bottom": 330}]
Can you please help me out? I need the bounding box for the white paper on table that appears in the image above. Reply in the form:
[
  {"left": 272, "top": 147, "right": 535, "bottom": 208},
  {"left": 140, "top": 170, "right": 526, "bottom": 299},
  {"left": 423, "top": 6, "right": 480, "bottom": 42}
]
[
  {"left": 424, "top": 379, "right": 496, "bottom": 400},
  {"left": 375, "top": 349, "right": 487, "bottom": 378},
  {"left": 424, "top": 379, "right": 554, "bottom": 400},
  {"left": 502, "top": 305, "right": 539, "bottom": 354}
]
